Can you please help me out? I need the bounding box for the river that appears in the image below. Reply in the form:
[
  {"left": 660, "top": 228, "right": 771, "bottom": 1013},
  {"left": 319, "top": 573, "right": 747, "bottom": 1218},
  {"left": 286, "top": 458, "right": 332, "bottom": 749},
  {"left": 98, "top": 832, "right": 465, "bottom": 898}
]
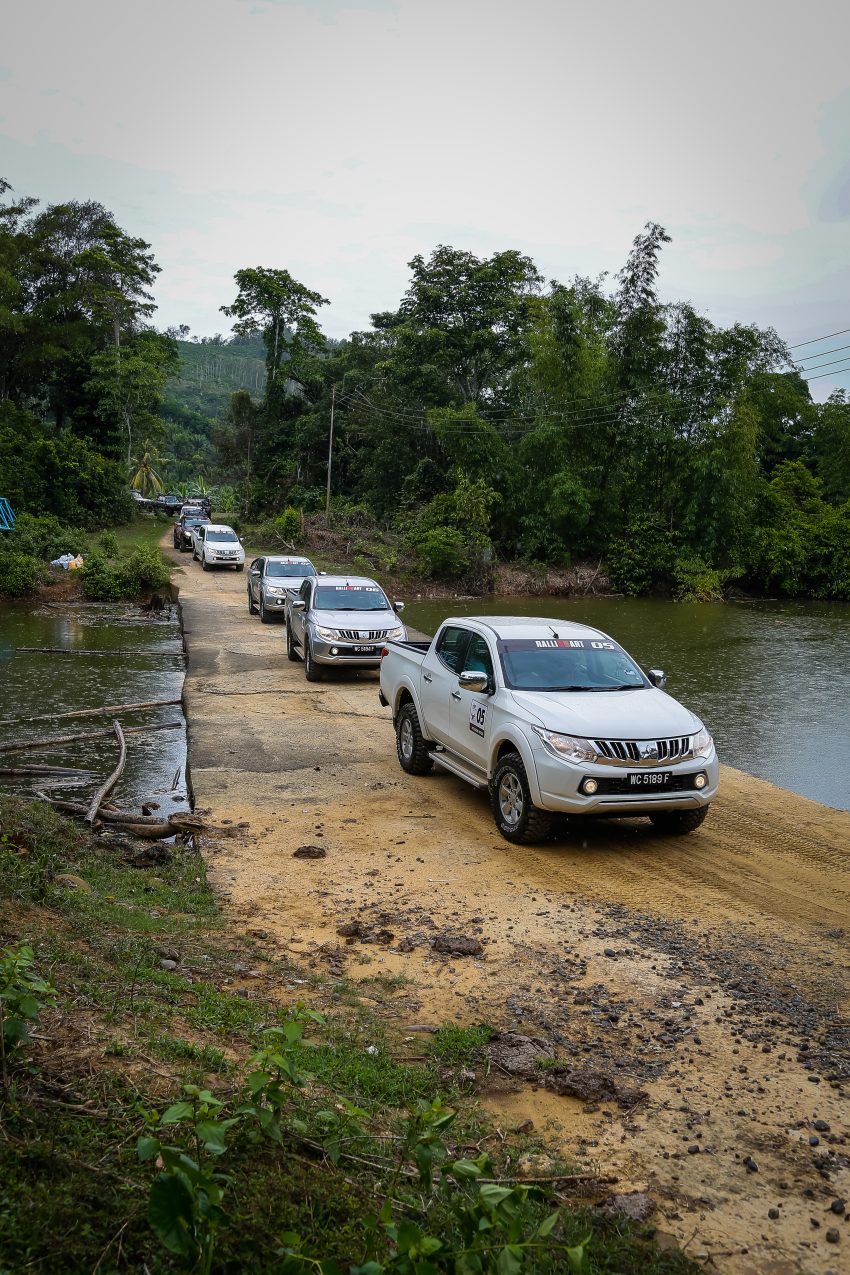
[
  {"left": 403, "top": 594, "right": 850, "bottom": 812},
  {"left": 0, "top": 597, "right": 189, "bottom": 815}
]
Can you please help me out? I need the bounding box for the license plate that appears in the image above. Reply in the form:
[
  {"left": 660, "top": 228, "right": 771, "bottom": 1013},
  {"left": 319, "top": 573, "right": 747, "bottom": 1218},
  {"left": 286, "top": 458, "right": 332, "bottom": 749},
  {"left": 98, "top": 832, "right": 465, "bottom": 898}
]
[
  {"left": 352, "top": 645, "right": 377, "bottom": 655},
  {"left": 628, "top": 771, "right": 673, "bottom": 788}
]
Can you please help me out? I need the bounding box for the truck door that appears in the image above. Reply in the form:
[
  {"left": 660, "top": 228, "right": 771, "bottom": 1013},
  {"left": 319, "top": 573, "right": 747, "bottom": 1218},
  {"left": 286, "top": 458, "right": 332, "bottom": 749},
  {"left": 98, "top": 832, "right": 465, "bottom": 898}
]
[
  {"left": 294, "top": 578, "right": 311, "bottom": 647},
  {"left": 421, "top": 625, "right": 472, "bottom": 746},
  {"left": 450, "top": 633, "right": 495, "bottom": 769}
]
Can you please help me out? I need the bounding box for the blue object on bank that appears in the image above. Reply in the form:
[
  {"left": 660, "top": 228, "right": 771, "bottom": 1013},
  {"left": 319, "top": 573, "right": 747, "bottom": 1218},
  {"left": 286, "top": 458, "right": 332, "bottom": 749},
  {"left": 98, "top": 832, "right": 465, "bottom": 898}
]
[{"left": 0, "top": 498, "right": 15, "bottom": 530}]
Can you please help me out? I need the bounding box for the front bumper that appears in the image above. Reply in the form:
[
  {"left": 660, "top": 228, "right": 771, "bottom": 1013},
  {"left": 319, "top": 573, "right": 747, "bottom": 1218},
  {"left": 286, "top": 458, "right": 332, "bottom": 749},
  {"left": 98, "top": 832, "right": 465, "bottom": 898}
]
[
  {"left": 529, "top": 741, "right": 720, "bottom": 815},
  {"left": 261, "top": 591, "right": 289, "bottom": 610},
  {"left": 206, "top": 554, "right": 244, "bottom": 568},
  {"left": 310, "top": 633, "right": 382, "bottom": 666}
]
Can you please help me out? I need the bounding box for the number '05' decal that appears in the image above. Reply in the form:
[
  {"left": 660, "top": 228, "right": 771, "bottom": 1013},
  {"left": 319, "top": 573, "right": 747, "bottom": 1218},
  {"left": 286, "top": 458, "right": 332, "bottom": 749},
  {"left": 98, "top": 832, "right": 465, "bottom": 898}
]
[{"left": 469, "top": 701, "right": 488, "bottom": 737}]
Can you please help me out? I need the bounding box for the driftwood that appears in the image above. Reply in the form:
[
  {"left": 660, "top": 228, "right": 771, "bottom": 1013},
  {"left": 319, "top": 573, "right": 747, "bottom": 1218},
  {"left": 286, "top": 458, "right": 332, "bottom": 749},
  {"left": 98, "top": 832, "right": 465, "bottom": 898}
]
[
  {"left": 15, "top": 647, "right": 184, "bottom": 659},
  {"left": 85, "top": 721, "right": 127, "bottom": 825},
  {"left": 0, "top": 698, "right": 182, "bottom": 728},
  {"left": 37, "top": 795, "right": 240, "bottom": 842},
  {"left": 0, "top": 765, "right": 94, "bottom": 777},
  {"left": 0, "top": 721, "right": 181, "bottom": 755}
]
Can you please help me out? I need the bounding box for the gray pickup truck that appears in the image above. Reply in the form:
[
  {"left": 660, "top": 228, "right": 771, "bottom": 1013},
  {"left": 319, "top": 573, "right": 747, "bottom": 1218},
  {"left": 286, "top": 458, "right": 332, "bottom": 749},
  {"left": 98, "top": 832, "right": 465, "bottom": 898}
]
[
  {"left": 285, "top": 574, "right": 406, "bottom": 680},
  {"left": 379, "top": 615, "right": 718, "bottom": 843}
]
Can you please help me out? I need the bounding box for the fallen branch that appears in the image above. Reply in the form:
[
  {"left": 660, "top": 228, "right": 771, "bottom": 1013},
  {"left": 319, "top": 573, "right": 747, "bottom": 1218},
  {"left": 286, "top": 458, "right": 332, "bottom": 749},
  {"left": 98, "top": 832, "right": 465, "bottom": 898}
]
[
  {"left": 15, "top": 646, "right": 184, "bottom": 659},
  {"left": 0, "top": 698, "right": 182, "bottom": 728},
  {"left": 0, "top": 765, "right": 94, "bottom": 776},
  {"left": 0, "top": 720, "right": 181, "bottom": 755},
  {"left": 85, "top": 721, "right": 127, "bottom": 824}
]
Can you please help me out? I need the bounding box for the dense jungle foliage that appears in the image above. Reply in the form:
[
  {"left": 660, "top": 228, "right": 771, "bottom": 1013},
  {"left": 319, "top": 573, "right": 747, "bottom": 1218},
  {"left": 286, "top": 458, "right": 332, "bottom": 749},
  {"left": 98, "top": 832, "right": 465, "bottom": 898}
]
[{"left": 3, "top": 176, "right": 849, "bottom": 598}]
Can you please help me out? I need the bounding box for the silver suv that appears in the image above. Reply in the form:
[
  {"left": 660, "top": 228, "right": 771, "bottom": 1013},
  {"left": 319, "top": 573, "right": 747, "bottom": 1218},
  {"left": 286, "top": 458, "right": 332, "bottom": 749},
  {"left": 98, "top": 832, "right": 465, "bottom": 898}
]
[
  {"left": 247, "top": 555, "right": 317, "bottom": 623},
  {"left": 286, "top": 574, "right": 406, "bottom": 680}
]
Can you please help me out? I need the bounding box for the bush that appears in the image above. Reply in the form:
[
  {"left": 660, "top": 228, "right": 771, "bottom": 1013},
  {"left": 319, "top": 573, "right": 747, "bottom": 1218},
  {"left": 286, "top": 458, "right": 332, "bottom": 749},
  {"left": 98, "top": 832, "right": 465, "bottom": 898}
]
[
  {"left": 416, "top": 526, "right": 469, "bottom": 580},
  {"left": 607, "top": 517, "right": 678, "bottom": 596},
  {"left": 274, "top": 507, "right": 302, "bottom": 541},
  {"left": 98, "top": 531, "right": 120, "bottom": 557},
  {"left": 80, "top": 545, "right": 171, "bottom": 600},
  {"left": 0, "top": 552, "right": 44, "bottom": 596},
  {"left": 672, "top": 554, "right": 726, "bottom": 602},
  {"left": 3, "top": 512, "right": 88, "bottom": 561}
]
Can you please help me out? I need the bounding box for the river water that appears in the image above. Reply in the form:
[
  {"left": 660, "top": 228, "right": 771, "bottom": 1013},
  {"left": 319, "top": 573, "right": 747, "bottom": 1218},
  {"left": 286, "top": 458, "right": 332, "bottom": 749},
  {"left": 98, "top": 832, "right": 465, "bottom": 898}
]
[
  {"left": 403, "top": 595, "right": 850, "bottom": 812},
  {"left": 0, "top": 598, "right": 189, "bottom": 815}
]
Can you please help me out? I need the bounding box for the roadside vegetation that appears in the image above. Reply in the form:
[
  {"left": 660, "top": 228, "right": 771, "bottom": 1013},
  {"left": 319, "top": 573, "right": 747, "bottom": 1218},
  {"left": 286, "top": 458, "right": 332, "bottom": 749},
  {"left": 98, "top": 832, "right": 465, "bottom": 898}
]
[{"left": 0, "top": 797, "right": 698, "bottom": 1273}]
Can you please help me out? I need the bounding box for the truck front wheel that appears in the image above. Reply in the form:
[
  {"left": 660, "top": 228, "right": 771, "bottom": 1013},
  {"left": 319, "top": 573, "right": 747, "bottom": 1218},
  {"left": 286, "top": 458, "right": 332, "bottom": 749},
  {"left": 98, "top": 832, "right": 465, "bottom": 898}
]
[
  {"left": 649, "top": 806, "right": 710, "bottom": 835},
  {"left": 396, "top": 703, "right": 433, "bottom": 775},
  {"left": 490, "top": 752, "right": 552, "bottom": 845}
]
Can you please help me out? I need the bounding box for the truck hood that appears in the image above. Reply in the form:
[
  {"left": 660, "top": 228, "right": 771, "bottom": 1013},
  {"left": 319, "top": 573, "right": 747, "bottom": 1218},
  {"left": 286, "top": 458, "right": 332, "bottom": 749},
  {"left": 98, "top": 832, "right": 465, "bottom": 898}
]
[
  {"left": 509, "top": 688, "right": 701, "bottom": 739},
  {"left": 311, "top": 609, "right": 401, "bottom": 632}
]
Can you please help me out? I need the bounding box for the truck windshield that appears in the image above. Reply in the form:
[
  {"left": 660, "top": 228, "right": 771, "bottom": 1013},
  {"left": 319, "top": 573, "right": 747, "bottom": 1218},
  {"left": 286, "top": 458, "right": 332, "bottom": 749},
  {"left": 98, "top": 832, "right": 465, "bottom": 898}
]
[
  {"left": 205, "top": 529, "right": 238, "bottom": 543},
  {"left": 314, "top": 585, "right": 390, "bottom": 611},
  {"left": 498, "top": 638, "right": 646, "bottom": 691},
  {"left": 267, "top": 561, "right": 316, "bottom": 578}
]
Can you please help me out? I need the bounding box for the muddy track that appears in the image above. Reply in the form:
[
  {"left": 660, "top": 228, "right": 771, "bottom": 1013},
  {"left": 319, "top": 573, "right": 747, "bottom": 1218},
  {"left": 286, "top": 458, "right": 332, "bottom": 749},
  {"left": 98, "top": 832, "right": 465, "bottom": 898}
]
[{"left": 168, "top": 539, "right": 850, "bottom": 1273}]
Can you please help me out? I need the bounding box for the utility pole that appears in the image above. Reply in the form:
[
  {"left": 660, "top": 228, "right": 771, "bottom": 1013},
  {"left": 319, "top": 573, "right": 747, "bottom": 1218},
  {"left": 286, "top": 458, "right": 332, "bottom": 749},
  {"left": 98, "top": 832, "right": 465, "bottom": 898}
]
[{"left": 325, "top": 384, "right": 336, "bottom": 516}]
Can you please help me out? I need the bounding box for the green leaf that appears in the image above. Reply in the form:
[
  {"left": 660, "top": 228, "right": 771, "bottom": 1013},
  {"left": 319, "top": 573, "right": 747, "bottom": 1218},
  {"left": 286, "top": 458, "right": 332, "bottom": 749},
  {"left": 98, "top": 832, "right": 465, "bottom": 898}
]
[
  {"left": 536, "top": 1210, "right": 560, "bottom": 1238},
  {"left": 196, "top": 1119, "right": 239, "bottom": 1155},
  {"left": 478, "top": 1184, "right": 514, "bottom": 1209},
  {"left": 497, "top": 1246, "right": 523, "bottom": 1275},
  {"left": 450, "top": 1158, "right": 484, "bottom": 1179},
  {"left": 136, "top": 1136, "right": 160, "bottom": 1162},
  {"left": 148, "top": 1174, "right": 196, "bottom": 1258},
  {"left": 160, "top": 1101, "right": 193, "bottom": 1124}
]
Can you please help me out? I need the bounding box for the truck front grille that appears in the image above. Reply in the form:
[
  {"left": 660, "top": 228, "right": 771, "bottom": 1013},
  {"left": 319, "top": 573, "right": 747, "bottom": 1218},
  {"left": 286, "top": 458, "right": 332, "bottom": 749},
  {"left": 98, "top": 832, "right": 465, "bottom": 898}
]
[
  {"left": 593, "top": 736, "right": 693, "bottom": 765},
  {"left": 337, "top": 629, "right": 387, "bottom": 641}
]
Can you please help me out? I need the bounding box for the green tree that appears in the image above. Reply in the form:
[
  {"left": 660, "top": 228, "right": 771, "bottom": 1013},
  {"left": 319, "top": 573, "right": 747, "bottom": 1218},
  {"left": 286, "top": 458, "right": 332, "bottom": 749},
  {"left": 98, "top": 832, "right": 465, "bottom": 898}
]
[
  {"left": 220, "top": 267, "right": 328, "bottom": 405},
  {"left": 87, "top": 331, "right": 178, "bottom": 465}
]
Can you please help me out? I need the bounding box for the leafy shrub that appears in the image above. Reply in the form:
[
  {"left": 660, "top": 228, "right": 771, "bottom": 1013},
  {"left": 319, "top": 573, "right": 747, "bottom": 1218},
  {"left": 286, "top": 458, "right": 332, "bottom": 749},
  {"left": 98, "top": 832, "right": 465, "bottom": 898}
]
[
  {"left": 0, "top": 552, "right": 43, "bottom": 596},
  {"left": 3, "top": 512, "right": 88, "bottom": 560},
  {"left": 0, "top": 945, "right": 57, "bottom": 1063},
  {"left": 275, "top": 507, "right": 302, "bottom": 541},
  {"left": 98, "top": 531, "right": 120, "bottom": 557},
  {"left": 416, "top": 526, "right": 469, "bottom": 580},
  {"left": 607, "top": 517, "right": 678, "bottom": 596},
  {"left": 672, "top": 553, "right": 727, "bottom": 602},
  {"left": 80, "top": 545, "right": 171, "bottom": 600}
]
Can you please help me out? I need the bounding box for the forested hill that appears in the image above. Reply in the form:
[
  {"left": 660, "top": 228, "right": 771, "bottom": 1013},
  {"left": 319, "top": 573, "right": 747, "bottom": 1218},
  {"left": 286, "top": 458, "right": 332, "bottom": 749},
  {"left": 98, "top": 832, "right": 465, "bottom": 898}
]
[{"left": 167, "top": 336, "right": 266, "bottom": 417}]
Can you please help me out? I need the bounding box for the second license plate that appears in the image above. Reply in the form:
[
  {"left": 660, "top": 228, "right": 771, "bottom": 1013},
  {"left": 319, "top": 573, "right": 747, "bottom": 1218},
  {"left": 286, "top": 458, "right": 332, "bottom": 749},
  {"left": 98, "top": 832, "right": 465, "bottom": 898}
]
[
  {"left": 627, "top": 771, "right": 673, "bottom": 788},
  {"left": 352, "top": 645, "right": 377, "bottom": 655}
]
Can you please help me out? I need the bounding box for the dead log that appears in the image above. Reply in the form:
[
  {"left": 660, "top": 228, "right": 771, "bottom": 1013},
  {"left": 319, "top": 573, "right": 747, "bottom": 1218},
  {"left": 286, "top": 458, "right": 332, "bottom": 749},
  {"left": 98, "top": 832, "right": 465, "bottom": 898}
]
[
  {"left": 15, "top": 647, "right": 184, "bottom": 659},
  {"left": 0, "top": 698, "right": 182, "bottom": 728},
  {"left": 38, "top": 797, "right": 176, "bottom": 839},
  {"left": 0, "top": 765, "right": 94, "bottom": 776},
  {"left": 85, "top": 721, "right": 127, "bottom": 825},
  {"left": 0, "top": 721, "right": 181, "bottom": 755}
]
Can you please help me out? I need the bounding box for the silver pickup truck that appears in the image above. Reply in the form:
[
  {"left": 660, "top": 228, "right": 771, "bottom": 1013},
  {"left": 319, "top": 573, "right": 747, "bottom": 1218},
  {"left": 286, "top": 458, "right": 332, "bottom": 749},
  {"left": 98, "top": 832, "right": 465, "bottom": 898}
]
[
  {"left": 286, "top": 574, "right": 406, "bottom": 680},
  {"left": 378, "top": 615, "right": 718, "bottom": 844}
]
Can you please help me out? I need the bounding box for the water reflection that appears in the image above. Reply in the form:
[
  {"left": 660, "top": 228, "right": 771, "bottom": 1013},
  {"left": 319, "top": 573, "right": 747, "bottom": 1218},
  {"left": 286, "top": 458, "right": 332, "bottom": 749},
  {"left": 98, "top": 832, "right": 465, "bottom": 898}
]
[{"left": 403, "top": 595, "right": 850, "bottom": 811}]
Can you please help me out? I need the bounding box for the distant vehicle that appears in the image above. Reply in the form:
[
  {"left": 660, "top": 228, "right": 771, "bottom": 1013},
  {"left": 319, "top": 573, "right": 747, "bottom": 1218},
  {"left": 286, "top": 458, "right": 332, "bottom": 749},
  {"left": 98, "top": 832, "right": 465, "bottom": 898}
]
[
  {"left": 379, "top": 615, "right": 718, "bottom": 844},
  {"left": 130, "top": 490, "right": 154, "bottom": 508},
  {"left": 173, "top": 512, "right": 210, "bottom": 552},
  {"left": 191, "top": 523, "right": 245, "bottom": 571},
  {"left": 179, "top": 497, "right": 212, "bottom": 517},
  {"left": 155, "top": 493, "right": 183, "bottom": 515},
  {"left": 285, "top": 574, "right": 406, "bottom": 680},
  {"left": 247, "top": 555, "right": 317, "bottom": 624}
]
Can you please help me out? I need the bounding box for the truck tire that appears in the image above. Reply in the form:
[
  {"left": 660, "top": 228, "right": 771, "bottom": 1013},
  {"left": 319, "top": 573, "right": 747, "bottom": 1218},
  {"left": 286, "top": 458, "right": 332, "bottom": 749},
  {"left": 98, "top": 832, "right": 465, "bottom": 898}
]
[
  {"left": 649, "top": 806, "right": 710, "bottom": 835},
  {"left": 490, "top": 752, "right": 552, "bottom": 845},
  {"left": 235, "top": 563, "right": 244, "bottom": 573},
  {"left": 286, "top": 623, "right": 300, "bottom": 661},
  {"left": 304, "top": 639, "right": 323, "bottom": 682},
  {"left": 396, "top": 703, "right": 434, "bottom": 775},
  {"left": 202, "top": 554, "right": 211, "bottom": 571},
  {"left": 248, "top": 589, "right": 258, "bottom": 615},
  {"left": 260, "top": 596, "right": 272, "bottom": 623}
]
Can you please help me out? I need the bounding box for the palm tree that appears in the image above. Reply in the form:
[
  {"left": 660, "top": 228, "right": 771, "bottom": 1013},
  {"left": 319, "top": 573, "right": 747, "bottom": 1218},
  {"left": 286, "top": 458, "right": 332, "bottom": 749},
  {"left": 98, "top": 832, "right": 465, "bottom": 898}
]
[{"left": 130, "top": 443, "right": 168, "bottom": 498}]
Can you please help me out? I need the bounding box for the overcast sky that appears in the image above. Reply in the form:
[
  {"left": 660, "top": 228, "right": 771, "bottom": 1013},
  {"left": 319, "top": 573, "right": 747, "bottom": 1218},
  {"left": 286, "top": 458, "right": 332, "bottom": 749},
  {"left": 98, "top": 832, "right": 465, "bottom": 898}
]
[{"left": 1, "top": 0, "right": 849, "bottom": 394}]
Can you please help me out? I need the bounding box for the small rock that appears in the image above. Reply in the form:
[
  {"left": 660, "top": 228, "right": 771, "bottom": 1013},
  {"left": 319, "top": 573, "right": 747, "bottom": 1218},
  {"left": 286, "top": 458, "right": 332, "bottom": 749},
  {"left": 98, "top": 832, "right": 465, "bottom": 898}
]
[
  {"left": 814, "top": 1120, "right": 831, "bottom": 1132},
  {"left": 687, "top": 1145, "right": 700, "bottom": 1155},
  {"left": 826, "top": 1228, "right": 840, "bottom": 1244},
  {"left": 768, "top": 1208, "right": 780, "bottom": 1220},
  {"left": 810, "top": 1136, "right": 821, "bottom": 1147},
  {"left": 830, "top": 1199, "right": 845, "bottom": 1215},
  {"left": 604, "top": 1193, "right": 655, "bottom": 1222},
  {"left": 432, "top": 934, "right": 484, "bottom": 957},
  {"left": 157, "top": 947, "right": 180, "bottom": 963},
  {"left": 514, "top": 1119, "right": 535, "bottom": 1134},
  {"left": 159, "top": 959, "right": 178, "bottom": 970},
  {"left": 54, "top": 873, "right": 91, "bottom": 892},
  {"left": 293, "top": 844, "right": 326, "bottom": 859},
  {"left": 603, "top": 948, "right": 617, "bottom": 958},
  {"left": 404, "top": 1023, "right": 438, "bottom": 1033},
  {"left": 516, "top": 1154, "right": 555, "bottom": 1179},
  {"left": 743, "top": 1156, "right": 759, "bottom": 1174}
]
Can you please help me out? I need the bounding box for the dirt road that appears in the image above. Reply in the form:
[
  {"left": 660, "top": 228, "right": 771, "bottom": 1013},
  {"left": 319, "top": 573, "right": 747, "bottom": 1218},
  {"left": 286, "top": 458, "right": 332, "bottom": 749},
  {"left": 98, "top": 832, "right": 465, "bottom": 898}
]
[{"left": 170, "top": 542, "right": 850, "bottom": 1273}]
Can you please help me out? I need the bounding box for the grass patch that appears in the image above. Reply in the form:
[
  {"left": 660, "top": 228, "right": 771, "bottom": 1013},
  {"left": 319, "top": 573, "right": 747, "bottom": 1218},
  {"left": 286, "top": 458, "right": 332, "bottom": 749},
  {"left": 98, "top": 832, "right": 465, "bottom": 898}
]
[{"left": 0, "top": 798, "right": 699, "bottom": 1274}]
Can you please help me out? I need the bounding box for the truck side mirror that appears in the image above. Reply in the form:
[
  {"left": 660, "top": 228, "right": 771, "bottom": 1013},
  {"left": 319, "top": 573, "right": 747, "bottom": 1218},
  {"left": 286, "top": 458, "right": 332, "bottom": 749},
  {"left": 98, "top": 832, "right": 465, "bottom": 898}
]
[
  {"left": 393, "top": 601, "right": 405, "bottom": 613},
  {"left": 647, "top": 668, "right": 666, "bottom": 689},
  {"left": 291, "top": 599, "right": 306, "bottom": 611},
  {"left": 458, "top": 670, "right": 489, "bottom": 693}
]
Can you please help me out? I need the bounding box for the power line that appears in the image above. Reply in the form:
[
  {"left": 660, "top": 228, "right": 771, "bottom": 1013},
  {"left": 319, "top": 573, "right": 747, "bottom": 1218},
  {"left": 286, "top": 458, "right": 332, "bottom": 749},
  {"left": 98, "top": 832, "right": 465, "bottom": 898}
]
[
  {"left": 800, "top": 362, "right": 850, "bottom": 382},
  {"left": 788, "top": 326, "right": 850, "bottom": 349},
  {"left": 793, "top": 351, "right": 850, "bottom": 374},
  {"left": 794, "top": 341, "right": 850, "bottom": 367}
]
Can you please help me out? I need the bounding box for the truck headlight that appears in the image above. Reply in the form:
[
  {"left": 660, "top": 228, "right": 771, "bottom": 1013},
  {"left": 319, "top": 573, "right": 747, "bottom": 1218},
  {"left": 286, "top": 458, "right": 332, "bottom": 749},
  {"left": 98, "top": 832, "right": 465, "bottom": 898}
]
[
  {"left": 692, "top": 726, "right": 713, "bottom": 757},
  {"left": 266, "top": 586, "right": 285, "bottom": 596},
  {"left": 532, "top": 728, "right": 596, "bottom": 763},
  {"left": 387, "top": 626, "right": 405, "bottom": 640},
  {"left": 315, "top": 625, "right": 339, "bottom": 640}
]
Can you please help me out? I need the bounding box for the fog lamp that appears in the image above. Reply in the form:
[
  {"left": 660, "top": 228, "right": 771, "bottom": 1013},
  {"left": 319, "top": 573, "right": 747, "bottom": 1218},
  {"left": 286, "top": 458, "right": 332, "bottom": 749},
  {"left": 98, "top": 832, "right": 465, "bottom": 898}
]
[
  {"left": 694, "top": 772, "right": 707, "bottom": 790},
  {"left": 331, "top": 646, "right": 339, "bottom": 655},
  {"left": 582, "top": 778, "right": 598, "bottom": 795}
]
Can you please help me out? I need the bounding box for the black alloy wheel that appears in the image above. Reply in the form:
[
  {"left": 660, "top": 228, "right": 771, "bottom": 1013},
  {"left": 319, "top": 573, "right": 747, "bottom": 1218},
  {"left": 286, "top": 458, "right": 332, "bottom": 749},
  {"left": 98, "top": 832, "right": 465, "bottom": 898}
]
[
  {"left": 248, "top": 587, "right": 258, "bottom": 615},
  {"left": 304, "top": 639, "right": 323, "bottom": 682},
  {"left": 286, "top": 622, "right": 300, "bottom": 661},
  {"left": 202, "top": 554, "right": 211, "bottom": 572},
  {"left": 260, "top": 593, "right": 272, "bottom": 623}
]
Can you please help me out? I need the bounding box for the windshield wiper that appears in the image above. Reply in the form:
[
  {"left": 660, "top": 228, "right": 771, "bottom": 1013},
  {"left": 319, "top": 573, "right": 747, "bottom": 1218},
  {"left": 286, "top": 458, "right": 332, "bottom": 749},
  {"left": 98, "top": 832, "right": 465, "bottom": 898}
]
[{"left": 592, "top": 684, "right": 645, "bottom": 692}]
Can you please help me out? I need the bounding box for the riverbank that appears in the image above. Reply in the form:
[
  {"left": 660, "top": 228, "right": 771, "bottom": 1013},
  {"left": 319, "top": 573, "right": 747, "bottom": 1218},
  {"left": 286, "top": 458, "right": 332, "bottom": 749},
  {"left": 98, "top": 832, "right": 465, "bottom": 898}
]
[{"left": 170, "top": 541, "right": 850, "bottom": 1273}]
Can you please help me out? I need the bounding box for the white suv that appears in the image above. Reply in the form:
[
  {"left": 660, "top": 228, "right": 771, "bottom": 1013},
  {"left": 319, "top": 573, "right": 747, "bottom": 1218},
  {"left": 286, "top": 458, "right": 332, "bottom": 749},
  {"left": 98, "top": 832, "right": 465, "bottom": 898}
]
[{"left": 192, "top": 524, "right": 245, "bottom": 572}]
